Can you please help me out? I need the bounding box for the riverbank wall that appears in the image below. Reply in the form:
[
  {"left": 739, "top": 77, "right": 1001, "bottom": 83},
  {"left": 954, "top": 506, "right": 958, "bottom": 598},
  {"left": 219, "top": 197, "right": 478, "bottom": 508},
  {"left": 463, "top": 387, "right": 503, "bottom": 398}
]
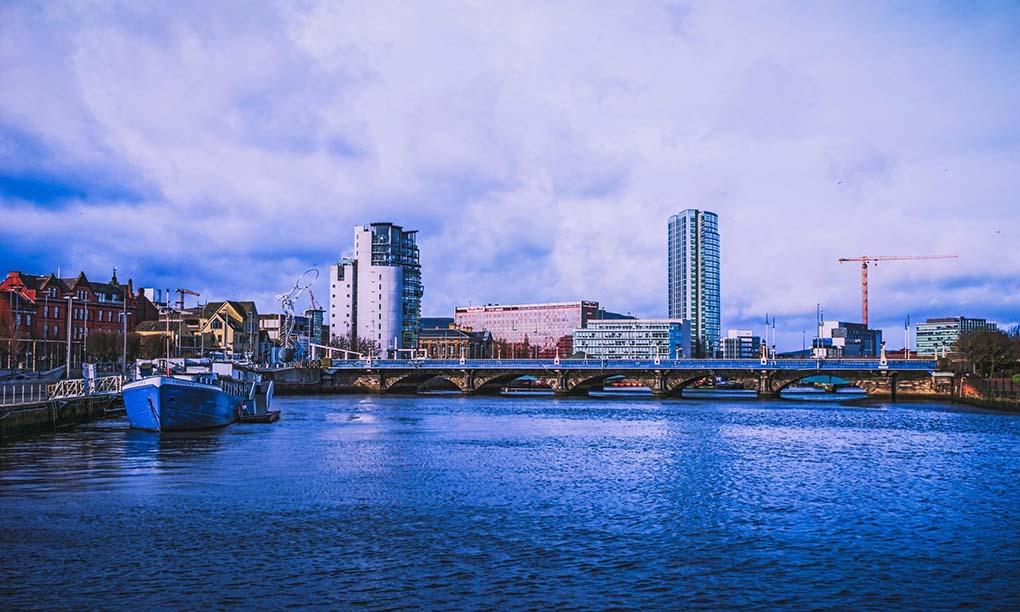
[
  {"left": 0, "top": 396, "right": 123, "bottom": 442},
  {"left": 957, "top": 377, "right": 1020, "bottom": 412}
]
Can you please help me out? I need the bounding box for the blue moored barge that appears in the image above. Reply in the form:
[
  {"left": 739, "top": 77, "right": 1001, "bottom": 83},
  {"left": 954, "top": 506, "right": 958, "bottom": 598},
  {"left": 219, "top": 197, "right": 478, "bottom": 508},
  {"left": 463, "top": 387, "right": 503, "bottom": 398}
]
[{"left": 123, "top": 360, "right": 265, "bottom": 432}]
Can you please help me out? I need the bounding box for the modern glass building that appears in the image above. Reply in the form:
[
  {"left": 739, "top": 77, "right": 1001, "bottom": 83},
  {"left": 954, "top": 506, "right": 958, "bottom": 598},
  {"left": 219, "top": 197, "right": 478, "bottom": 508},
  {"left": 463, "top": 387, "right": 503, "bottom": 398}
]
[
  {"left": 916, "top": 317, "right": 998, "bottom": 356},
  {"left": 812, "top": 321, "right": 882, "bottom": 358},
  {"left": 668, "top": 209, "right": 720, "bottom": 356},
  {"left": 572, "top": 319, "right": 691, "bottom": 360},
  {"left": 721, "top": 329, "right": 762, "bottom": 359},
  {"left": 329, "top": 222, "right": 423, "bottom": 355}
]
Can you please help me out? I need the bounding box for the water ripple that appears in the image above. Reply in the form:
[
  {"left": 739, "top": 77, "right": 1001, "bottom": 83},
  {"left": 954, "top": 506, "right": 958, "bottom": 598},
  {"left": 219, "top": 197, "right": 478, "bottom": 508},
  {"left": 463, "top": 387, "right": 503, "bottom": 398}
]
[{"left": 2, "top": 397, "right": 1019, "bottom": 609}]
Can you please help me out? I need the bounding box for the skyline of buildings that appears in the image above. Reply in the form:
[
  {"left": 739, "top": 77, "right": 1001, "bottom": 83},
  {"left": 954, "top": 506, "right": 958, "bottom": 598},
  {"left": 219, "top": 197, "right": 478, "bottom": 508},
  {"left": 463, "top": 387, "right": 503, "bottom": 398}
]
[
  {"left": 0, "top": 220, "right": 1009, "bottom": 364},
  {"left": 668, "top": 209, "right": 721, "bottom": 357},
  {"left": 0, "top": 259, "right": 1009, "bottom": 366}
]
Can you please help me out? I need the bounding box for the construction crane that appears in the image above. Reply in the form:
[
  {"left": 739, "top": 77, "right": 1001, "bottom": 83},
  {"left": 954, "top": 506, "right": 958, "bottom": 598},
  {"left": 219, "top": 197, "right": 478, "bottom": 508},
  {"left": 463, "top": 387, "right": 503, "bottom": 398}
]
[
  {"left": 308, "top": 288, "right": 320, "bottom": 312},
  {"left": 174, "top": 288, "right": 200, "bottom": 310},
  {"left": 838, "top": 255, "right": 957, "bottom": 326}
]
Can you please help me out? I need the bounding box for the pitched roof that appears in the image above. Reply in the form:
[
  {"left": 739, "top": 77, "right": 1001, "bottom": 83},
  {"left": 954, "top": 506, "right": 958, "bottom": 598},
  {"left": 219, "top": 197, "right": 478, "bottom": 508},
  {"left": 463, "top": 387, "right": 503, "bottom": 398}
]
[
  {"left": 135, "top": 320, "right": 195, "bottom": 336},
  {"left": 135, "top": 320, "right": 168, "bottom": 332},
  {"left": 62, "top": 272, "right": 91, "bottom": 291}
]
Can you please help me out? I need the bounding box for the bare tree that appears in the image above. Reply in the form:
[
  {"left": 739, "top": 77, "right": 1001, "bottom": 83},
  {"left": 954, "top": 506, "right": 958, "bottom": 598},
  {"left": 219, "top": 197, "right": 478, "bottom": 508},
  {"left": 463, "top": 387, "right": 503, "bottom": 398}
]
[
  {"left": 86, "top": 332, "right": 120, "bottom": 361},
  {"left": 0, "top": 299, "right": 26, "bottom": 370},
  {"left": 958, "top": 329, "right": 1014, "bottom": 378},
  {"left": 138, "top": 334, "right": 167, "bottom": 359},
  {"left": 329, "top": 333, "right": 381, "bottom": 357}
]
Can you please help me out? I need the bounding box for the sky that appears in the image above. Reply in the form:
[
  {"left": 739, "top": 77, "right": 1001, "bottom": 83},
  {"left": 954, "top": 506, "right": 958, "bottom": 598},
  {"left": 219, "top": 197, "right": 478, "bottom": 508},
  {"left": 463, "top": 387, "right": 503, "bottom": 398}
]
[{"left": 1, "top": 0, "right": 1018, "bottom": 350}]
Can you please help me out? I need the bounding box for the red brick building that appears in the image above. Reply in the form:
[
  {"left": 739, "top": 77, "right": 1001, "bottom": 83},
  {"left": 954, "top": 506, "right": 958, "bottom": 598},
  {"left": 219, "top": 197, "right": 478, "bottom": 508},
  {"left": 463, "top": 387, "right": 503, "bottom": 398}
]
[{"left": 0, "top": 269, "right": 159, "bottom": 371}]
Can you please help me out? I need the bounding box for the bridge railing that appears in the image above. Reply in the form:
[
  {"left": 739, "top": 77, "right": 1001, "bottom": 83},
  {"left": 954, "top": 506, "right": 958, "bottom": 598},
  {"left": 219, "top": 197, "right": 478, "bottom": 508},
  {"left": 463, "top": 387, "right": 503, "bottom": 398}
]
[{"left": 325, "top": 358, "right": 937, "bottom": 371}]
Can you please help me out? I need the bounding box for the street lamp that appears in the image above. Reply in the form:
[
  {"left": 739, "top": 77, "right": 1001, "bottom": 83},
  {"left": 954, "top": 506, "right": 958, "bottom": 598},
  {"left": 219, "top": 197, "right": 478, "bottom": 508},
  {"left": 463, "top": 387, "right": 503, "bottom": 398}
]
[
  {"left": 64, "top": 295, "right": 75, "bottom": 378},
  {"left": 120, "top": 310, "right": 133, "bottom": 377}
]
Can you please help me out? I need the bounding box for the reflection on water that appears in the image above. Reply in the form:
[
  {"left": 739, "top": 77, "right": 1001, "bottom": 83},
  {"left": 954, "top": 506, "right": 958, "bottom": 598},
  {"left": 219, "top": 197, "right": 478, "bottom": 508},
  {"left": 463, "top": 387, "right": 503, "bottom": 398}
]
[{"left": 2, "top": 396, "right": 1020, "bottom": 609}]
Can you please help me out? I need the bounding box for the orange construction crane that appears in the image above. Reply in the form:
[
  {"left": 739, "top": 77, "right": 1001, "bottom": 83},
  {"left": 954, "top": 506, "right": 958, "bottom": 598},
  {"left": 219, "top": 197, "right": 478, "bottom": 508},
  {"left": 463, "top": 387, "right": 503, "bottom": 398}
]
[
  {"left": 838, "top": 255, "right": 957, "bottom": 326},
  {"left": 308, "top": 288, "right": 320, "bottom": 312},
  {"left": 174, "top": 288, "right": 200, "bottom": 310}
]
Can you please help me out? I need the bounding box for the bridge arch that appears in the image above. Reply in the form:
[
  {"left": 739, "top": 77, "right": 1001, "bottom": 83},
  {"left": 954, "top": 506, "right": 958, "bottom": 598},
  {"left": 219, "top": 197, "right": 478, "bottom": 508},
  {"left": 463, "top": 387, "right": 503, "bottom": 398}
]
[
  {"left": 774, "top": 374, "right": 853, "bottom": 393},
  {"left": 660, "top": 370, "right": 722, "bottom": 396},
  {"left": 473, "top": 371, "right": 559, "bottom": 394},
  {"left": 565, "top": 371, "right": 655, "bottom": 396},
  {"left": 384, "top": 373, "right": 467, "bottom": 394}
]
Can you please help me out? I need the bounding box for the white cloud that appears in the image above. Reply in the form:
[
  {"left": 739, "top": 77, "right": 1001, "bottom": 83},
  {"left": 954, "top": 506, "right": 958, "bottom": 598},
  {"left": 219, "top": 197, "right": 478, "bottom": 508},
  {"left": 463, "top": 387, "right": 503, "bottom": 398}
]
[{"left": 1, "top": 1, "right": 1018, "bottom": 348}]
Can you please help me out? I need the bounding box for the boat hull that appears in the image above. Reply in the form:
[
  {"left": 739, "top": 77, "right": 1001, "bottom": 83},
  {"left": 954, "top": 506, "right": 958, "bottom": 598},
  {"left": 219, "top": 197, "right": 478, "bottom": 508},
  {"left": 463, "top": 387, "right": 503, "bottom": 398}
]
[
  {"left": 780, "top": 388, "right": 868, "bottom": 403},
  {"left": 500, "top": 389, "right": 555, "bottom": 397},
  {"left": 589, "top": 388, "right": 654, "bottom": 398},
  {"left": 123, "top": 376, "right": 243, "bottom": 432},
  {"left": 681, "top": 388, "right": 758, "bottom": 399}
]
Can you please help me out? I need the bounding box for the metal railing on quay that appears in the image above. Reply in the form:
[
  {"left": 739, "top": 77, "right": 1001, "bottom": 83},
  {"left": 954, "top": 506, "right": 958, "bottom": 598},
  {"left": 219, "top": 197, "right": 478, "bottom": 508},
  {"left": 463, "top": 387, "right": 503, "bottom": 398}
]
[{"left": 0, "top": 383, "right": 51, "bottom": 407}]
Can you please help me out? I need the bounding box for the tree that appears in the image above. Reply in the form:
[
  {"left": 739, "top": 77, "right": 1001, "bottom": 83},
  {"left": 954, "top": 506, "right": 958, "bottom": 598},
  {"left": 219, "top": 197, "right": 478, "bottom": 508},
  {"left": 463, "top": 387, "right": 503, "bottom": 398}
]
[
  {"left": 86, "top": 332, "right": 120, "bottom": 362},
  {"left": 126, "top": 332, "right": 141, "bottom": 363},
  {"left": 1009, "top": 325, "right": 1020, "bottom": 376},
  {"left": 329, "top": 333, "right": 381, "bottom": 358},
  {"left": 957, "top": 329, "right": 1014, "bottom": 378},
  {"left": 138, "top": 334, "right": 168, "bottom": 359},
  {"left": 0, "top": 298, "right": 26, "bottom": 370}
]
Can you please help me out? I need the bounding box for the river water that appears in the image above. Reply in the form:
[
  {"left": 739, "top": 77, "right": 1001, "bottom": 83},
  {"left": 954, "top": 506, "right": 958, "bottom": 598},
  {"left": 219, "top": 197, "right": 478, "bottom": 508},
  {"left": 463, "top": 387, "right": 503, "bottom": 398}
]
[{"left": 2, "top": 396, "right": 1019, "bottom": 610}]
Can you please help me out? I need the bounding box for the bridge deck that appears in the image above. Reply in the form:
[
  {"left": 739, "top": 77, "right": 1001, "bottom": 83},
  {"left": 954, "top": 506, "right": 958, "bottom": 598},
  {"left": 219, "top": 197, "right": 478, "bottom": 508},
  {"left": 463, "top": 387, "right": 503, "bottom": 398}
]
[{"left": 326, "top": 358, "right": 937, "bottom": 371}]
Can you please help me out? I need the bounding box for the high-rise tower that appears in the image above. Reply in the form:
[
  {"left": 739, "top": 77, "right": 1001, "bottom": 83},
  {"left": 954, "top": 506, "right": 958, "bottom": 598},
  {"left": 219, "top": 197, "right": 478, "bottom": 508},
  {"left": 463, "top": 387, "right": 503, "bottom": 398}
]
[
  {"left": 329, "top": 222, "right": 423, "bottom": 356},
  {"left": 668, "top": 209, "right": 720, "bottom": 356}
]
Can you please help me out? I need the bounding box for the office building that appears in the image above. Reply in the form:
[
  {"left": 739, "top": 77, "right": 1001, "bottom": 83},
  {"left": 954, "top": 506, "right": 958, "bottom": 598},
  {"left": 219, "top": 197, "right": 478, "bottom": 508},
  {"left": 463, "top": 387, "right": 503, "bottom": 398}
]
[
  {"left": 668, "top": 209, "right": 720, "bottom": 356},
  {"left": 329, "top": 223, "right": 423, "bottom": 356},
  {"left": 721, "top": 329, "right": 763, "bottom": 359},
  {"left": 916, "top": 317, "right": 999, "bottom": 356},
  {"left": 812, "top": 321, "right": 882, "bottom": 358},
  {"left": 572, "top": 319, "right": 691, "bottom": 360},
  {"left": 455, "top": 301, "right": 599, "bottom": 358}
]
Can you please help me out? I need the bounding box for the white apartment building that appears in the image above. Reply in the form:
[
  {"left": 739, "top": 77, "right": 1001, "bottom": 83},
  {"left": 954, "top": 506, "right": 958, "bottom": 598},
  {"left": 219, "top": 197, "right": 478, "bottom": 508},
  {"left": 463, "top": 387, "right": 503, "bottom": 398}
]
[{"left": 329, "top": 223, "right": 422, "bottom": 356}]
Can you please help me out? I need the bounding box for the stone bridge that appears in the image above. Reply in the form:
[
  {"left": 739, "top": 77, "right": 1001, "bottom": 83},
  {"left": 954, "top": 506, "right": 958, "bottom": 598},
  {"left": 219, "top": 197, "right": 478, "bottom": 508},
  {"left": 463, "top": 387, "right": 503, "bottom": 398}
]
[{"left": 263, "top": 358, "right": 946, "bottom": 400}]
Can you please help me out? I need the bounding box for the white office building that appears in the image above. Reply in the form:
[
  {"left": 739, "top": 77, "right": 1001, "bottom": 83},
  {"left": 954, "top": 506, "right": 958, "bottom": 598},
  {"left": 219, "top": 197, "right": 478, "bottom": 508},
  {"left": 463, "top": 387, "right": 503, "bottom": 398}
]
[
  {"left": 572, "top": 319, "right": 692, "bottom": 360},
  {"left": 329, "top": 223, "right": 423, "bottom": 356},
  {"left": 916, "top": 316, "right": 998, "bottom": 356}
]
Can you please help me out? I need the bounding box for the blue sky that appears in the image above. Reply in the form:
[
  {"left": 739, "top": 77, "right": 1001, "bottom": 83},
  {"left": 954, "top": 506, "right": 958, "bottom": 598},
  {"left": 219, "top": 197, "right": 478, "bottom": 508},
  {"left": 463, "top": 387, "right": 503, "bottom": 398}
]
[{"left": 1, "top": 1, "right": 1018, "bottom": 349}]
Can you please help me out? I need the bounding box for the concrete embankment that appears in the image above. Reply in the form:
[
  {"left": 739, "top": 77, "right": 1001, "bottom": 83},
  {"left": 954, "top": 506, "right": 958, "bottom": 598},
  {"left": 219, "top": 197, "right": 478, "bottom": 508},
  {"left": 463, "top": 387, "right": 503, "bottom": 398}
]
[
  {"left": 0, "top": 396, "right": 123, "bottom": 442},
  {"left": 257, "top": 366, "right": 326, "bottom": 394}
]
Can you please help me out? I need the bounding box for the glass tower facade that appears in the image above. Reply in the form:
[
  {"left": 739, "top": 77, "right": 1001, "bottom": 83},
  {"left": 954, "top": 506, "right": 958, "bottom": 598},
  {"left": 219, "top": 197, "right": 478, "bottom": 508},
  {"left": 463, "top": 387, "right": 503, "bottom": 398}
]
[
  {"left": 329, "top": 222, "right": 423, "bottom": 355},
  {"left": 668, "top": 209, "right": 720, "bottom": 356},
  {"left": 370, "top": 223, "right": 423, "bottom": 348}
]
